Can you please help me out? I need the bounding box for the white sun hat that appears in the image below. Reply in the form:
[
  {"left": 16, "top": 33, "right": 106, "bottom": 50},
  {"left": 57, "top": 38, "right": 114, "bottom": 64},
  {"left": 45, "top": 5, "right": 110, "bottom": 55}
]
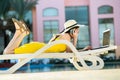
[{"left": 62, "top": 20, "right": 83, "bottom": 33}]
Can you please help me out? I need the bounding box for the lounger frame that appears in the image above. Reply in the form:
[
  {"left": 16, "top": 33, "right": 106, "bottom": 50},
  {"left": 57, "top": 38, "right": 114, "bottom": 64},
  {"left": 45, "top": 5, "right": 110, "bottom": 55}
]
[{"left": 0, "top": 40, "right": 117, "bottom": 74}]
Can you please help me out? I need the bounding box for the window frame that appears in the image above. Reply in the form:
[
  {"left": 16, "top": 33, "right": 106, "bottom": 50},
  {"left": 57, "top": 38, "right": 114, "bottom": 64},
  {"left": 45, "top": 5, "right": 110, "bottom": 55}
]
[
  {"left": 43, "top": 7, "right": 58, "bottom": 17},
  {"left": 98, "top": 5, "right": 113, "bottom": 14}
]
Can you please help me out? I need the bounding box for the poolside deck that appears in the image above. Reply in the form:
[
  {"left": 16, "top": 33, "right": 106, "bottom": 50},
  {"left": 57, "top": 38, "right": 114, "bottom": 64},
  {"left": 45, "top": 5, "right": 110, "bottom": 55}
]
[{"left": 0, "top": 69, "right": 120, "bottom": 80}]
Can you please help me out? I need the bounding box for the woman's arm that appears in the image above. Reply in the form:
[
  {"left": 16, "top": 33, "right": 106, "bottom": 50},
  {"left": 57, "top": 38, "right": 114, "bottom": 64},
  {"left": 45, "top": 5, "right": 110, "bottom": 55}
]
[
  {"left": 59, "top": 34, "right": 73, "bottom": 52},
  {"left": 72, "top": 28, "right": 79, "bottom": 48}
]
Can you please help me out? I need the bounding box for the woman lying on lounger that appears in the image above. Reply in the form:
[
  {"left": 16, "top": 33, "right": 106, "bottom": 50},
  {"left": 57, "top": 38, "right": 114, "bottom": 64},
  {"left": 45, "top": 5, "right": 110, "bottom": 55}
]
[{"left": 3, "top": 19, "right": 91, "bottom": 54}]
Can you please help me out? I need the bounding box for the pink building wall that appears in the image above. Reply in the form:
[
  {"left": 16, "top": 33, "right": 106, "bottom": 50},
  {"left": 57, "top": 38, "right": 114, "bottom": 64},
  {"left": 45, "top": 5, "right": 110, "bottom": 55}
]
[
  {"left": 33, "top": 0, "right": 120, "bottom": 58},
  {"left": 34, "top": 0, "right": 89, "bottom": 42},
  {"left": 65, "top": 0, "right": 89, "bottom": 6},
  {"left": 89, "top": 0, "right": 120, "bottom": 58},
  {"left": 32, "top": 7, "right": 37, "bottom": 41},
  {"left": 89, "top": 0, "right": 120, "bottom": 47},
  {"left": 35, "top": 0, "right": 65, "bottom": 42}
]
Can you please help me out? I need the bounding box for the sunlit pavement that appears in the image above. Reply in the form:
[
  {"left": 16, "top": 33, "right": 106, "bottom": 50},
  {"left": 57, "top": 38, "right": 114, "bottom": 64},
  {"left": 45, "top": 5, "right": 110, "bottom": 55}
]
[{"left": 0, "top": 69, "right": 120, "bottom": 80}]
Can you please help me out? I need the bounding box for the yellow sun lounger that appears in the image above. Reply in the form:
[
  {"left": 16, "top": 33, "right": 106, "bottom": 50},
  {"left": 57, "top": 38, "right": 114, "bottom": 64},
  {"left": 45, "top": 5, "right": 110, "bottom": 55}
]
[{"left": 0, "top": 40, "right": 117, "bottom": 74}]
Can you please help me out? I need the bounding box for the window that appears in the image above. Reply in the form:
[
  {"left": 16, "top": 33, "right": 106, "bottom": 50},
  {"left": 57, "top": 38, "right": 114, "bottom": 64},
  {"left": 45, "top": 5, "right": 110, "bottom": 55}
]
[
  {"left": 98, "top": 5, "right": 113, "bottom": 14},
  {"left": 99, "top": 18, "right": 114, "bottom": 46},
  {"left": 65, "top": 6, "right": 90, "bottom": 48},
  {"left": 43, "top": 20, "right": 59, "bottom": 43},
  {"left": 43, "top": 8, "right": 58, "bottom": 16},
  {"left": 65, "top": 6, "right": 89, "bottom": 25}
]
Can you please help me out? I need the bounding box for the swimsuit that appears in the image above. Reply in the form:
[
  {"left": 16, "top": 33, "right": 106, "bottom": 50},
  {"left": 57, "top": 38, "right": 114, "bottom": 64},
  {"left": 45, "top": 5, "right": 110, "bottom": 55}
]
[{"left": 14, "top": 36, "right": 66, "bottom": 54}]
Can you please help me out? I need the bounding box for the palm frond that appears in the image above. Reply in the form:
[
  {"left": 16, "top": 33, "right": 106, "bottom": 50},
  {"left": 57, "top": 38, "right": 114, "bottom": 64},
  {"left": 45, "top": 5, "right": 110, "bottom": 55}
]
[
  {"left": 10, "top": 0, "right": 38, "bottom": 19},
  {"left": 0, "top": 0, "right": 10, "bottom": 18}
]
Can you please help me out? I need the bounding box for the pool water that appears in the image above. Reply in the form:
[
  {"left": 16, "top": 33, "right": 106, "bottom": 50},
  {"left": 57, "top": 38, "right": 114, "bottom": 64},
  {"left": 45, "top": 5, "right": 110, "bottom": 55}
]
[{"left": 16, "top": 62, "right": 120, "bottom": 73}]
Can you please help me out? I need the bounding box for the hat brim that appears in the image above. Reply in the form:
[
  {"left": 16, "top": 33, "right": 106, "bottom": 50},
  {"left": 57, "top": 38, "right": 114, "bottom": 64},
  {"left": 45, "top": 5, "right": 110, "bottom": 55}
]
[{"left": 62, "top": 24, "right": 83, "bottom": 33}]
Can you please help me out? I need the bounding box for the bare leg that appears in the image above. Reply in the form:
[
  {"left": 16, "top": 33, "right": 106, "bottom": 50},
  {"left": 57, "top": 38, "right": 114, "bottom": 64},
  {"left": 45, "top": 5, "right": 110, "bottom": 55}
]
[
  {"left": 4, "top": 23, "right": 24, "bottom": 49},
  {"left": 3, "top": 31, "right": 29, "bottom": 54},
  {"left": 3, "top": 18, "right": 30, "bottom": 54}
]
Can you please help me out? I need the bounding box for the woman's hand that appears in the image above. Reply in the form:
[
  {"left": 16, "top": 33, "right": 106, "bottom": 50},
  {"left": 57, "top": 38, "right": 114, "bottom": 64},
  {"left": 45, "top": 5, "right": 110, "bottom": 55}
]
[
  {"left": 72, "top": 28, "right": 79, "bottom": 48},
  {"left": 73, "top": 28, "right": 79, "bottom": 39},
  {"left": 83, "top": 46, "right": 92, "bottom": 51},
  {"left": 78, "top": 46, "right": 92, "bottom": 52}
]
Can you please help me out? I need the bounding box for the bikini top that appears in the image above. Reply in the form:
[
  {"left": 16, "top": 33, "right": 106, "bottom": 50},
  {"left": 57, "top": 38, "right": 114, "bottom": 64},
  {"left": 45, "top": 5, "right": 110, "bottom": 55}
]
[{"left": 50, "top": 34, "right": 61, "bottom": 42}]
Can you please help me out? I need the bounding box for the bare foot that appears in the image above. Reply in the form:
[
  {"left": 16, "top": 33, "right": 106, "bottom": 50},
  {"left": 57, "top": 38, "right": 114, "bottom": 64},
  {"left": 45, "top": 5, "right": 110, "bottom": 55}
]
[
  {"left": 12, "top": 18, "right": 24, "bottom": 34},
  {"left": 19, "top": 21, "right": 30, "bottom": 35}
]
